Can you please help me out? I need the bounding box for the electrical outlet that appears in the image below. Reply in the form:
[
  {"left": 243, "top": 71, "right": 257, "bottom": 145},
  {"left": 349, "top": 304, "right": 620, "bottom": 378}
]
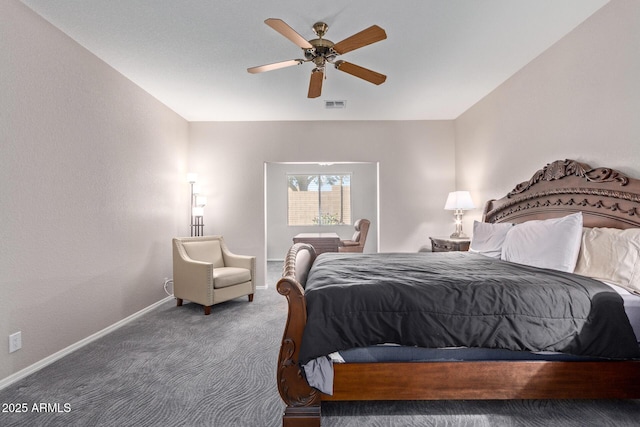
[{"left": 9, "top": 331, "right": 21, "bottom": 353}]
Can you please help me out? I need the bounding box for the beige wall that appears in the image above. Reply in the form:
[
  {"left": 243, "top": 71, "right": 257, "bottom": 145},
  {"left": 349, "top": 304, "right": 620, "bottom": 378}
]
[
  {"left": 189, "top": 120, "right": 456, "bottom": 283},
  {"left": 3, "top": 0, "right": 638, "bottom": 387},
  {"left": 455, "top": 0, "right": 640, "bottom": 229},
  {"left": 0, "top": 2, "right": 189, "bottom": 381}
]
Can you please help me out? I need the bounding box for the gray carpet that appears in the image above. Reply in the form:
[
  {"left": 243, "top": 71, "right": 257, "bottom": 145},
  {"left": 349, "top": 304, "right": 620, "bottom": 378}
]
[{"left": 1, "top": 262, "right": 639, "bottom": 426}]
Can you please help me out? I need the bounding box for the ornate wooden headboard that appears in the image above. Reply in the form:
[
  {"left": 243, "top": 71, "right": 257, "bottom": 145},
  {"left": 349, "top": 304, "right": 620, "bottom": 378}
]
[{"left": 483, "top": 159, "right": 640, "bottom": 229}]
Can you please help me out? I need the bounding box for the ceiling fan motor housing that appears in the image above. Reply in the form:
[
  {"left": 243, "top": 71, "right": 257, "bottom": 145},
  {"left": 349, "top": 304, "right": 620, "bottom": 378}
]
[
  {"left": 305, "top": 22, "right": 337, "bottom": 66},
  {"left": 305, "top": 39, "right": 337, "bottom": 63}
]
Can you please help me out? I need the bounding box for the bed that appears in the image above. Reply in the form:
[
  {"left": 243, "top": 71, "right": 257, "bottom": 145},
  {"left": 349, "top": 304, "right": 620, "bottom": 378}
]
[{"left": 276, "top": 159, "right": 640, "bottom": 427}]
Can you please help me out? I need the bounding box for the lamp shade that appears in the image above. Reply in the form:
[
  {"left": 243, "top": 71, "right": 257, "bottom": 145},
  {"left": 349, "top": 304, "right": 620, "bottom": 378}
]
[
  {"left": 195, "top": 195, "right": 207, "bottom": 207},
  {"left": 444, "top": 191, "right": 475, "bottom": 210},
  {"left": 186, "top": 172, "right": 198, "bottom": 183},
  {"left": 192, "top": 206, "right": 204, "bottom": 217}
]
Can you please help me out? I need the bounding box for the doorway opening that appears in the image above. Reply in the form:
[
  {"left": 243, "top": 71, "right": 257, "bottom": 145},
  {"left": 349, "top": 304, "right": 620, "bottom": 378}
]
[{"left": 264, "top": 161, "right": 379, "bottom": 270}]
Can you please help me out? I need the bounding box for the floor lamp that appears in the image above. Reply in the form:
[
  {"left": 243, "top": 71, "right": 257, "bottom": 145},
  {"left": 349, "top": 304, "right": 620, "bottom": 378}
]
[{"left": 187, "top": 173, "right": 206, "bottom": 236}]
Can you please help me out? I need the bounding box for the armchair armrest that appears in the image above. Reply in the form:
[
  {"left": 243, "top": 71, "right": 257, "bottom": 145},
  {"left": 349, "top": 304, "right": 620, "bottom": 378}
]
[
  {"left": 172, "top": 240, "right": 214, "bottom": 304},
  {"left": 223, "top": 253, "right": 255, "bottom": 270},
  {"left": 219, "top": 242, "right": 256, "bottom": 293},
  {"left": 219, "top": 241, "right": 256, "bottom": 272}
]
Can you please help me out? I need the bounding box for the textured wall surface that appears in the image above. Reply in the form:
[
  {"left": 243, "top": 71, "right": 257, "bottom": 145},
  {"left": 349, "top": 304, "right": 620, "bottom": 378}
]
[{"left": 1, "top": 1, "right": 189, "bottom": 382}]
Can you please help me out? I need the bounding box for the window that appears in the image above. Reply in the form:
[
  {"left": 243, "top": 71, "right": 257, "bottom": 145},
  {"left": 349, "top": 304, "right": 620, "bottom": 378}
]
[{"left": 287, "top": 174, "right": 351, "bottom": 226}]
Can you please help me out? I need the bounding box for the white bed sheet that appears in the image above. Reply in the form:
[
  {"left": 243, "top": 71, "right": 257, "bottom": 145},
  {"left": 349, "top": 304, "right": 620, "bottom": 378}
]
[{"left": 604, "top": 281, "right": 640, "bottom": 342}]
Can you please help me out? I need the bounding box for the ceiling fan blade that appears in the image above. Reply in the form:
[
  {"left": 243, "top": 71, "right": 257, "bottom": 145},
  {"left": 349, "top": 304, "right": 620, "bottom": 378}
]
[
  {"left": 247, "top": 59, "right": 304, "bottom": 74},
  {"left": 307, "top": 69, "right": 324, "bottom": 98},
  {"left": 335, "top": 61, "right": 386, "bottom": 85},
  {"left": 332, "top": 25, "right": 387, "bottom": 55},
  {"left": 265, "top": 18, "right": 313, "bottom": 49}
]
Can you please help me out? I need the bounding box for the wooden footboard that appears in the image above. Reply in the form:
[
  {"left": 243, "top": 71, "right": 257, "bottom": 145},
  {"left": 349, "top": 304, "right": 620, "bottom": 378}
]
[{"left": 276, "top": 243, "right": 322, "bottom": 427}]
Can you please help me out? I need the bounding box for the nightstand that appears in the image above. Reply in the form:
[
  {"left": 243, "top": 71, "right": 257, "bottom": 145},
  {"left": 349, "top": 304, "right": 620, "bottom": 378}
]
[{"left": 429, "top": 236, "right": 471, "bottom": 252}]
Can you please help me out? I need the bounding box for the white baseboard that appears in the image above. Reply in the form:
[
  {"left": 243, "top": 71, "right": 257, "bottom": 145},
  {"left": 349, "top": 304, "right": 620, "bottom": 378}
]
[{"left": 0, "top": 295, "right": 174, "bottom": 391}]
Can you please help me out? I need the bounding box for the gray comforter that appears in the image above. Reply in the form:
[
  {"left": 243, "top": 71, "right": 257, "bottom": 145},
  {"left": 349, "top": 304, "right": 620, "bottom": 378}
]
[{"left": 299, "top": 252, "right": 640, "bottom": 364}]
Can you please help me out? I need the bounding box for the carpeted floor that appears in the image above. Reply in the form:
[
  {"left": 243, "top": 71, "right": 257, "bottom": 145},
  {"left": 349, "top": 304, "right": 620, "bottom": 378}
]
[
  {"left": 1, "top": 262, "right": 640, "bottom": 426},
  {"left": 0, "top": 286, "right": 286, "bottom": 427}
]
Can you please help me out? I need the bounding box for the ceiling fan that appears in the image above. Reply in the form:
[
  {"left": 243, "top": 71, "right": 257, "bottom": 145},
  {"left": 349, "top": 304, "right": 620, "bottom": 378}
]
[{"left": 247, "top": 18, "right": 387, "bottom": 98}]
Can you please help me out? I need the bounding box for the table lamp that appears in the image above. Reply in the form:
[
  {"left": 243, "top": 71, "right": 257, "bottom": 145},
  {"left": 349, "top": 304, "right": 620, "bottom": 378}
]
[{"left": 444, "top": 191, "right": 475, "bottom": 238}]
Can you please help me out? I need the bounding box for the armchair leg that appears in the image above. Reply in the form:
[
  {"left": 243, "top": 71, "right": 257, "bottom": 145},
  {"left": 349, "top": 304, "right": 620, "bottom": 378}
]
[
  {"left": 176, "top": 298, "right": 183, "bottom": 307},
  {"left": 204, "top": 305, "right": 211, "bottom": 315},
  {"left": 248, "top": 294, "right": 254, "bottom": 302}
]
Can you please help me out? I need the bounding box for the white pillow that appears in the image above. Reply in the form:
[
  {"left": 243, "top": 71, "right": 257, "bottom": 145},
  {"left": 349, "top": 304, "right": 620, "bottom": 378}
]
[
  {"left": 501, "top": 212, "right": 583, "bottom": 272},
  {"left": 574, "top": 227, "right": 640, "bottom": 294},
  {"left": 469, "top": 221, "right": 514, "bottom": 258}
]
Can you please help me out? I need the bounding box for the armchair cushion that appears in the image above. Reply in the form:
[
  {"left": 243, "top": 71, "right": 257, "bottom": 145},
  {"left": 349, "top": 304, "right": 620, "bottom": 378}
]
[
  {"left": 182, "top": 240, "right": 224, "bottom": 268},
  {"left": 214, "top": 267, "right": 252, "bottom": 289}
]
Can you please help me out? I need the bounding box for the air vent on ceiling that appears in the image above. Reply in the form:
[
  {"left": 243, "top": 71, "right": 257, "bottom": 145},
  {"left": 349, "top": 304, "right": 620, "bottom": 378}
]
[{"left": 325, "top": 100, "right": 346, "bottom": 109}]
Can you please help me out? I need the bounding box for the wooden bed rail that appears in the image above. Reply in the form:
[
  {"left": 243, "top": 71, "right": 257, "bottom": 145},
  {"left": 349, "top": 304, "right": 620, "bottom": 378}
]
[{"left": 326, "top": 361, "right": 640, "bottom": 401}]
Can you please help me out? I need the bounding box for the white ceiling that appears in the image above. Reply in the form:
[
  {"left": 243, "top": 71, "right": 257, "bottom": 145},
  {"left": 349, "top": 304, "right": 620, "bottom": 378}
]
[{"left": 21, "top": 0, "right": 608, "bottom": 121}]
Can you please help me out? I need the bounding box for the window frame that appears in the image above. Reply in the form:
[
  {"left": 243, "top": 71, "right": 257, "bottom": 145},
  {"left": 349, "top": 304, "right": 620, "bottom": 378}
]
[{"left": 286, "top": 173, "right": 352, "bottom": 226}]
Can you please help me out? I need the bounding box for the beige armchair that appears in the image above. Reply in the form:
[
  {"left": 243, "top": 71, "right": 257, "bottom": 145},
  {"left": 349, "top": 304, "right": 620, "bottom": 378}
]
[
  {"left": 172, "top": 235, "right": 256, "bottom": 315},
  {"left": 338, "top": 218, "right": 371, "bottom": 253}
]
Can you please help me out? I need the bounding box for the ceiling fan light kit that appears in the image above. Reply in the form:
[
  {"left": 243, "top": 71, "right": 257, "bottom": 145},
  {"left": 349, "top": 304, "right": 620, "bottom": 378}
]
[{"left": 247, "top": 18, "right": 387, "bottom": 98}]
